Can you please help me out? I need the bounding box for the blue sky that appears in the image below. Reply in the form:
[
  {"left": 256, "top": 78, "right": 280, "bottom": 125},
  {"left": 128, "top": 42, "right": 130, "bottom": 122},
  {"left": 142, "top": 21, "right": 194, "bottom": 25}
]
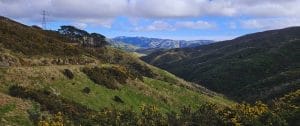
[{"left": 1, "top": 0, "right": 300, "bottom": 41}]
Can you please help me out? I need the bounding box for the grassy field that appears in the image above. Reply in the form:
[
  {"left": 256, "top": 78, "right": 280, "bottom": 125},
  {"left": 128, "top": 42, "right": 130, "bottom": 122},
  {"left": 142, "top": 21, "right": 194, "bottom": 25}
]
[{"left": 0, "top": 64, "right": 233, "bottom": 125}]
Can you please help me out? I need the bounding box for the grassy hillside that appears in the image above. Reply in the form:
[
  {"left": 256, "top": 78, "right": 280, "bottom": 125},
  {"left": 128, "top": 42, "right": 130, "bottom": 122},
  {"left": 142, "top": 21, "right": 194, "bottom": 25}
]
[
  {"left": 0, "top": 16, "right": 234, "bottom": 125},
  {"left": 142, "top": 27, "right": 300, "bottom": 103}
]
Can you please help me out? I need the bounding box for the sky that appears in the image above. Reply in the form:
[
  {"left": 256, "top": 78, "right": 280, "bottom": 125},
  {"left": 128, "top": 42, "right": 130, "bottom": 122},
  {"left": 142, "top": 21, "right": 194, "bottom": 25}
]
[{"left": 1, "top": 0, "right": 300, "bottom": 41}]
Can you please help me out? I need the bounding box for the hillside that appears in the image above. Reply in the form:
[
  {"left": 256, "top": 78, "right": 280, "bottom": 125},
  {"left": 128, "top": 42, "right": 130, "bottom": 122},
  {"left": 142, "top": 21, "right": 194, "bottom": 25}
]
[
  {"left": 0, "top": 16, "right": 233, "bottom": 125},
  {"left": 111, "top": 36, "right": 214, "bottom": 51},
  {"left": 142, "top": 27, "right": 300, "bottom": 103}
]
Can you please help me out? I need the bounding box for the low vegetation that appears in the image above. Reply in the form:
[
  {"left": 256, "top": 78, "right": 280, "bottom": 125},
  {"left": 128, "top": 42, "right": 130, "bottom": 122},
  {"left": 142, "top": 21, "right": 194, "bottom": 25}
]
[
  {"left": 32, "top": 90, "right": 300, "bottom": 125},
  {"left": 82, "top": 66, "right": 131, "bottom": 89},
  {"left": 62, "top": 69, "right": 74, "bottom": 79}
]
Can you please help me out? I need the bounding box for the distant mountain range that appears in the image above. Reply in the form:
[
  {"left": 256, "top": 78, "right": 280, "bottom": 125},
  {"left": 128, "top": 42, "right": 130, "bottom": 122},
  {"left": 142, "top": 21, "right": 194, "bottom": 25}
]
[{"left": 109, "top": 36, "right": 214, "bottom": 52}]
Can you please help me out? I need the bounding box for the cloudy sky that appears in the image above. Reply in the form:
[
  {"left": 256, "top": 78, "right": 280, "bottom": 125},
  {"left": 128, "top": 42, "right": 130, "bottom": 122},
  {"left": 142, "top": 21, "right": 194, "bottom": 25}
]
[{"left": 1, "top": 0, "right": 300, "bottom": 40}]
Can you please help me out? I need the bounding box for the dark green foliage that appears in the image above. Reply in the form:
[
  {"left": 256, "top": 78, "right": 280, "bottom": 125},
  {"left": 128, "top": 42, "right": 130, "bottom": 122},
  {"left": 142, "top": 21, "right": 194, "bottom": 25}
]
[
  {"left": 82, "top": 66, "right": 130, "bottom": 89},
  {"left": 113, "top": 96, "right": 124, "bottom": 103},
  {"left": 126, "top": 62, "right": 156, "bottom": 79},
  {"left": 189, "top": 104, "right": 224, "bottom": 125},
  {"left": 271, "top": 90, "right": 300, "bottom": 126},
  {"left": 142, "top": 27, "right": 300, "bottom": 102},
  {"left": 139, "top": 105, "right": 167, "bottom": 126},
  {"left": 82, "top": 87, "right": 91, "bottom": 94},
  {"left": 27, "top": 102, "right": 41, "bottom": 125},
  {"left": 58, "top": 25, "right": 108, "bottom": 47},
  {"left": 58, "top": 26, "right": 89, "bottom": 39},
  {"left": 168, "top": 102, "right": 289, "bottom": 126},
  {"left": 62, "top": 69, "right": 74, "bottom": 79},
  {"left": 167, "top": 104, "right": 224, "bottom": 126}
]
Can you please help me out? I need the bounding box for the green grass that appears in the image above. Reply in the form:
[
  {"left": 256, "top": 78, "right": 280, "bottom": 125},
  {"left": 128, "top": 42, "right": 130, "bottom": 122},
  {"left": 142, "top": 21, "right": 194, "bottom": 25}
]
[
  {"left": 0, "top": 94, "right": 33, "bottom": 126},
  {"left": 0, "top": 103, "right": 16, "bottom": 116},
  {"left": 0, "top": 65, "right": 232, "bottom": 115},
  {"left": 49, "top": 74, "right": 164, "bottom": 112},
  {"left": 48, "top": 68, "right": 210, "bottom": 113},
  {"left": 143, "top": 77, "right": 233, "bottom": 108},
  {"left": 0, "top": 64, "right": 233, "bottom": 126}
]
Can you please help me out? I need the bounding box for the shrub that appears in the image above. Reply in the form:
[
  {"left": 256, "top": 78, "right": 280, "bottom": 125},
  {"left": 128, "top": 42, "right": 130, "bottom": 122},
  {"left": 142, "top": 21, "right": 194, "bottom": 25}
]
[
  {"left": 139, "top": 105, "right": 167, "bottom": 125},
  {"left": 82, "top": 87, "right": 91, "bottom": 94},
  {"left": 27, "top": 102, "right": 41, "bottom": 125},
  {"left": 8, "top": 85, "right": 96, "bottom": 125},
  {"left": 168, "top": 104, "right": 224, "bottom": 126},
  {"left": 82, "top": 66, "right": 130, "bottom": 89},
  {"left": 126, "top": 62, "right": 156, "bottom": 79},
  {"left": 38, "top": 112, "right": 65, "bottom": 126},
  {"left": 62, "top": 69, "right": 74, "bottom": 79},
  {"left": 221, "top": 101, "right": 288, "bottom": 126},
  {"left": 113, "top": 96, "right": 124, "bottom": 103}
]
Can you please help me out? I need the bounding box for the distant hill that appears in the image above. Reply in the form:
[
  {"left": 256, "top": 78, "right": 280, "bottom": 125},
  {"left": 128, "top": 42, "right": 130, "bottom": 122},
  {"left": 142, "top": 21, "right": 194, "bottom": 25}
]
[
  {"left": 110, "top": 36, "right": 214, "bottom": 52},
  {"left": 106, "top": 38, "right": 140, "bottom": 52},
  {"left": 0, "top": 16, "right": 232, "bottom": 125},
  {"left": 142, "top": 27, "right": 300, "bottom": 103}
]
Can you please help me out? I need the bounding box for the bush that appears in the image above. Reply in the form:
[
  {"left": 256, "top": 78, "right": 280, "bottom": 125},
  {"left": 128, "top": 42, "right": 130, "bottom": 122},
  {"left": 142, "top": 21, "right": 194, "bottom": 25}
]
[
  {"left": 139, "top": 105, "right": 167, "bottom": 125},
  {"left": 168, "top": 104, "right": 224, "bottom": 126},
  {"left": 82, "top": 66, "right": 130, "bottom": 89},
  {"left": 82, "top": 87, "right": 91, "bottom": 94},
  {"left": 38, "top": 112, "right": 65, "bottom": 126},
  {"left": 113, "top": 96, "right": 124, "bottom": 103},
  {"left": 126, "top": 62, "right": 156, "bottom": 79},
  {"left": 220, "top": 102, "right": 288, "bottom": 126},
  {"left": 62, "top": 69, "right": 74, "bottom": 79},
  {"left": 27, "top": 102, "right": 41, "bottom": 125}
]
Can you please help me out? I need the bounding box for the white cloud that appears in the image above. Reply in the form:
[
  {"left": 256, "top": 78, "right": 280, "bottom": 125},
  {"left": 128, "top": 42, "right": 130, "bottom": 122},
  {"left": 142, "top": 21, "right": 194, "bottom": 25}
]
[
  {"left": 132, "top": 20, "right": 216, "bottom": 32},
  {"left": 0, "top": 0, "right": 127, "bottom": 27},
  {"left": 50, "top": 0, "right": 128, "bottom": 18},
  {"left": 234, "top": 0, "right": 300, "bottom": 17},
  {"left": 241, "top": 18, "right": 300, "bottom": 30},
  {"left": 1, "top": 0, "right": 300, "bottom": 29},
  {"left": 132, "top": 21, "right": 174, "bottom": 32},
  {"left": 72, "top": 22, "right": 87, "bottom": 29},
  {"left": 2, "top": 0, "right": 300, "bottom": 19},
  {"left": 175, "top": 21, "right": 216, "bottom": 29},
  {"left": 161, "top": 34, "right": 238, "bottom": 41},
  {"left": 129, "top": 0, "right": 236, "bottom": 18}
]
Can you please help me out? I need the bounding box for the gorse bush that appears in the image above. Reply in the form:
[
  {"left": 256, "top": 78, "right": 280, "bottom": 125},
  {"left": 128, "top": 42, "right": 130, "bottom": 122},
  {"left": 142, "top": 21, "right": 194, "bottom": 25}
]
[
  {"left": 82, "top": 87, "right": 91, "bottom": 94},
  {"left": 271, "top": 90, "right": 300, "bottom": 126},
  {"left": 62, "top": 69, "right": 74, "bottom": 79},
  {"left": 38, "top": 112, "right": 64, "bottom": 126},
  {"left": 113, "top": 96, "right": 124, "bottom": 103},
  {"left": 82, "top": 66, "right": 131, "bottom": 89},
  {"left": 221, "top": 101, "right": 287, "bottom": 126}
]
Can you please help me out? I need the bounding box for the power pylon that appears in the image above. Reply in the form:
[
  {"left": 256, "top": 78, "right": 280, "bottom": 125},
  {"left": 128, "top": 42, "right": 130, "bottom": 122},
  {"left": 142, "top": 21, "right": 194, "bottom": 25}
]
[{"left": 42, "top": 10, "right": 47, "bottom": 29}]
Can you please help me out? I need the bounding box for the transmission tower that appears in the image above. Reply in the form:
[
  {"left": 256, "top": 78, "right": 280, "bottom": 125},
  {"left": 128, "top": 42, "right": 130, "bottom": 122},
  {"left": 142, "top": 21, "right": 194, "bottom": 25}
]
[{"left": 42, "top": 10, "right": 47, "bottom": 29}]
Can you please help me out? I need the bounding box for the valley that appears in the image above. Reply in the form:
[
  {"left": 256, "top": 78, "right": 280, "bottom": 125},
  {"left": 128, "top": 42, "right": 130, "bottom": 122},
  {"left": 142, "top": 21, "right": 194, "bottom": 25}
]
[{"left": 0, "top": 16, "right": 299, "bottom": 125}]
